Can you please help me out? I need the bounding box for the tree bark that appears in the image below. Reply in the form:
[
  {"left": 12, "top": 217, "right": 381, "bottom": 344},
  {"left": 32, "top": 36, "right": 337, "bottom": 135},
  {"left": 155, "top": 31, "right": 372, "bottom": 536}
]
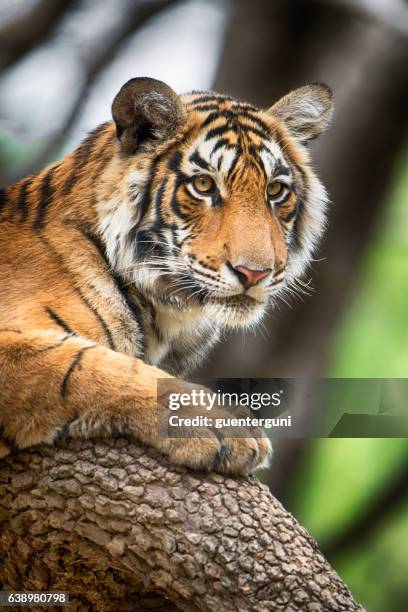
[{"left": 0, "top": 439, "right": 363, "bottom": 611}]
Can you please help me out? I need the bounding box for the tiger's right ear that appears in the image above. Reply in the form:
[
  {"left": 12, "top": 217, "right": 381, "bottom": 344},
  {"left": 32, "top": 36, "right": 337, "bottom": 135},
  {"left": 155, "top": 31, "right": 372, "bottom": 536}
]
[
  {"left": 111, "top": 77, "right": 187, "bottom": 154},
  {"left": 267, "top": 83, "right": 333, "bottom": 143}
]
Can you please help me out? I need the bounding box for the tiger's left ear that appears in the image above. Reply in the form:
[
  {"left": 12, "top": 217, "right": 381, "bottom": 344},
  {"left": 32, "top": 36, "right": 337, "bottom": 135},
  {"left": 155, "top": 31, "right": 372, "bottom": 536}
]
[
  {"left": 112, "top": 77, "right": 187, "bottom": 154},
  {"left": 267, "top": 84, "right": 333, "bottom": 143}
]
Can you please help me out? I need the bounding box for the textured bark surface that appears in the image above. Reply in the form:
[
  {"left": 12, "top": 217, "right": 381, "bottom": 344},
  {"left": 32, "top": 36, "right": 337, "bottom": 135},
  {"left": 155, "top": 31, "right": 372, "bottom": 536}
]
[{"left": 0, "top": 439, "right": 363, "bottom": 611}]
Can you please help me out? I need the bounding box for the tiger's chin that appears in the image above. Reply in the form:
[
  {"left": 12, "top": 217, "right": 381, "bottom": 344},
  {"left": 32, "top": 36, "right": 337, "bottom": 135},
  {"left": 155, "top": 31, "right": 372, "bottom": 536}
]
[
  {"left": 202, "top": 294, "right": 268, "bottom": 329},
  {"left": 142, "top": 277, "right": 269, "bottom": 327}
]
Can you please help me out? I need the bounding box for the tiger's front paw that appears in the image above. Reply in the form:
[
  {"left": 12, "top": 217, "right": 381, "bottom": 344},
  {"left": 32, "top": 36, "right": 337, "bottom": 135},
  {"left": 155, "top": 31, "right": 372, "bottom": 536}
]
[
  {"left": 154, "top": 380, "right": 272, "bottom": 475},
  {"left": 156, "top": 414, "right": 272, "bottom": 476},
  {"left": 157, "top": 431, "right": 272, "bottom": 475}
]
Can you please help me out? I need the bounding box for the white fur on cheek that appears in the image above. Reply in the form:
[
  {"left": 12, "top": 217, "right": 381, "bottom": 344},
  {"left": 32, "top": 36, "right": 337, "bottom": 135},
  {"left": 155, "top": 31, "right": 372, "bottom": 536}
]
[
  {"left": 98, "top": 196, "right": 136, "bottom": 273},
  {"left": 97, "top": 169, "right": 149, "bottom": 275},
  {"left": 286, "top": 171, "right": 329, "bottom": 279}
]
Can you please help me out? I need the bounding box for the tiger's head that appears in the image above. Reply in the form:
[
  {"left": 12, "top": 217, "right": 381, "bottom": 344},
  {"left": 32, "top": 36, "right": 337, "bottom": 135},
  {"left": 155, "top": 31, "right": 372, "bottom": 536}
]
[{"left": 98, "top": 77, "right": 333, "bottom": 328}]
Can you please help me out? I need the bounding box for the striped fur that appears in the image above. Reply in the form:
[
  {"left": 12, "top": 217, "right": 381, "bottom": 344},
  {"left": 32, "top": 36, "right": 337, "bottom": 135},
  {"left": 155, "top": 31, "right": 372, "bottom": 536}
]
[{"left": 0, "top": 79, "right": 332, "bottom": 474}]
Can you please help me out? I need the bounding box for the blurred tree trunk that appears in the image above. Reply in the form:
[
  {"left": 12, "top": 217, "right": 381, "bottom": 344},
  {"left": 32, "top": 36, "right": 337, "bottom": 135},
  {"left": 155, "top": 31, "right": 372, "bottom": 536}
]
[{"left": 197, "top": 0, "right": 408, "bottom": 380}]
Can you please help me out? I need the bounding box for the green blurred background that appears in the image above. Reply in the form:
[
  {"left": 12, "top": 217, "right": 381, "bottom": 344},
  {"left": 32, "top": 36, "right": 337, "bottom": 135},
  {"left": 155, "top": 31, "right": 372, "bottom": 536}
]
[
  {"left": 288, "top": 159, "right": 408, "bottom": 612},
  {"left": 1, "top": 1, "right": 407, "bottom": 610}
]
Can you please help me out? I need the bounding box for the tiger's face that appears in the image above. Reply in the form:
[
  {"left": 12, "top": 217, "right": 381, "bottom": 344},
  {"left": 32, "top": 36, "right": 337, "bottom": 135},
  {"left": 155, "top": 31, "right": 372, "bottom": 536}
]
[{"left": 101, "top": 78, "right": 333, "bottom": 328}]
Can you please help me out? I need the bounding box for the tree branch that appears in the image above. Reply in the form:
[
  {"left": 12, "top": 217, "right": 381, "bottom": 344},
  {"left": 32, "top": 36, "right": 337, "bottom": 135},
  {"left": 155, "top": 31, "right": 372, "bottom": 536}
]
[
  {"left": 0, "top": 438, "right": 363, "bottom": 610},
  {"left": 1, "top": 0, "right": 179, "bottom": 185},
  {"left": 327, "top": 0, "right": 408, "bottom": 37},
  {"left": 0, "top": 0, "right": 77, "bottom": 72},
  {"left": 322, "top": 458, "right": 408, "bottom": 558}
]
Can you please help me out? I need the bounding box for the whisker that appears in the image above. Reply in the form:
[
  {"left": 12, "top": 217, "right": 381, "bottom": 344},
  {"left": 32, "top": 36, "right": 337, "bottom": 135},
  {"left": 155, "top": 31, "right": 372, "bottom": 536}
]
[{"left": 287, "top": 256, "right": 326, "bottom": 264}]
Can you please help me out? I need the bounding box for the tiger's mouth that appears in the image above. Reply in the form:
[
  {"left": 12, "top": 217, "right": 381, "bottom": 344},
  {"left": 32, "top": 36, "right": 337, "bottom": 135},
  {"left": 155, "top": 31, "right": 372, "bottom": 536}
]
[
  {"left": 202, "top": 291, "right": 268, "bottom": 327},
  {"left": 140, "top": 268, "right": 271, "bottom": 326},
  {"left": 207, "top": 293, "right": 262, "bottom": 308}
]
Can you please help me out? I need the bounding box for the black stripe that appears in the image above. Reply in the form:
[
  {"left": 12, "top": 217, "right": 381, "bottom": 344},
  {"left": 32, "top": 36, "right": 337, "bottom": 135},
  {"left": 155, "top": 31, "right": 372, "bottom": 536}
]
[
  {"left": 189, "top": 94, "right": 235, "bottom": 105},
  {"left": 200, "top": 109, "right": 270, "bottom": 136},
  {"left": 76, "top": 287, "right": 116, "bottom": 350},
  {"left": 273, "top": 161, "right": 291, "bottom": 177},
  {"left": 112, "top": 278, "right": 146, "bottom": 357},
  {"left": 45, "top": 307, "right": 74, "bottom": 335},
  {"left": 60, "top": 345, "right": 95, "bottom": 398},
  {"left": 139, "top": 229, "right": 166, "bottom": 257},
  {"left": 241, "top": 113, "right": 271, "bottom": 134},
  {"left": 170, "top": 180, "right": 190, "bottom": 222},
  {"left": 166, "top": 151, "right": 190, "bottom": 220},
  {"left": 205, "top": 124, "right": 231, "bottom": 141},
  {"left": 189, "top": 150, "right": 210, "bottom": 170},
  {"left": 188, "top": 95, "right": 223, "bottom": 105},
  {"left": 0, "top": 328, "right": 22, "bottom": 334},
  {"left": 33, "top": 167, "right": 55, "bottom": 230},
  {"left": 226, "top": 145, "right": 243, "bottom": 181},
  {"left": 282, "top": 208, "right": 299, "bottom": 223},
  {"left": 202, "top": 110, "right": 234, "bottom": 127},
  {"left": 232, "top": 103, "right": 259, "bottom": 113},
  {"left": 247, "top": 144, "right": 267, "bottom": 180},
  {"left": 211, "top": 138, "right": 234, "bottom": 155},
  {"left": 170, "top": 193, "right": 190, "bottom": 221},
  {"left": 168, "top": 151, "right": 183, "bottom": 174},
  {"left": 191, "top": 104, "right": 222, "bottom": 112},
  {"left": 291, "top": 199, "right": 304, "bottom": 250},
  {"left": 130, "top": 154, "right": 162, "bottom": 260},
  {"left": 154, "top": 177, "right": 169, "bottom": 219},
  {"left": 135, "top": 229, "right": 156, "bottom": 259},
  {"left": 64, "top": 220, "right": 144, "bottom": 348},
  {"left": 39, "top": 236, "right": 116, "bottom": 350},
  {"left": 64, "top": 219, "right": 111, "bottom": 270},
  {"left": 0, "top": 424, "right": 19, "bottom": 454},
  {"left": 238, "top": 123, "right": 269, "bottom": 140},
  {"left": 136, "top": 131, "right": 193, "bottom": 224},
  {"left": 53, "top": 417, "right": 77, "bottom": 445},
  {"left": 111, "top": 276, "right": 145, "bottom": 350},
  {"left": 138, "top": 156, "right": 162, "bottom": 222},
  {"left": 62, "top": 123, "right": 108, "bottom": 195},
  {"left": 17, "top": 178, "right": 33, "bottom": 223},
  {"left": 0, "top": 188, "right": 7, "bottom": 220},
  {"left": 274, "top": 129, "right": 308, "bottom": 181},
  {"left": 37, "top": 334, "right": 72, "bottom": 353}
]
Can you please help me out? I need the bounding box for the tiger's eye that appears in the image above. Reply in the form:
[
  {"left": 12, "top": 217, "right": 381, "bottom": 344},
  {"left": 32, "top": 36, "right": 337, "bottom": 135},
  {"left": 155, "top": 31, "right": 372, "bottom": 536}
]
[
  {"left": 267, "top": 181, "right": 285, "bottom": 198},
  {"left": 192, "top": 174, "right": 216, "bottom": 194}
]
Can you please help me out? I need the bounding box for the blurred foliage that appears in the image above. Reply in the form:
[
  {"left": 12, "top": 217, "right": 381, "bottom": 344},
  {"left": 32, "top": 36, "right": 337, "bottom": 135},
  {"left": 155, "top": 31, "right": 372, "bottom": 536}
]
[
  {"left": 290, "top": 438, "right": 408, "bottom": 541},
  {"left": 330, "top": 155, "right": 408, "bottom": 378},
  {"left": 0, "top": 133, "right": 46, "bottom": 180},
  {"left": 336, "top": 502, "right": 408, "bottom": 612},
  {"left": 287, "top": 159, "right": 408, "bottom": 610},
  {"left": 290, "top": 437, "right": 408, "bottom": 612}
]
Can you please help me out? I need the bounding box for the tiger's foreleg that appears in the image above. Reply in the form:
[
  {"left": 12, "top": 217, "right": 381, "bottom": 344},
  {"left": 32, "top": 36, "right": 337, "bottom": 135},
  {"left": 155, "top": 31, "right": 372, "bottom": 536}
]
[{"left": 0, "top": 329, "right": 270, "bottom": 474}]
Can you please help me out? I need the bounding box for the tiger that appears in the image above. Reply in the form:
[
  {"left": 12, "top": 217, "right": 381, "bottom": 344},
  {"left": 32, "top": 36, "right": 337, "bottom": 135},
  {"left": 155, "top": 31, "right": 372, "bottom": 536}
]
[{"left": 0, "top": 77, "right": 333, "bottom": 474}]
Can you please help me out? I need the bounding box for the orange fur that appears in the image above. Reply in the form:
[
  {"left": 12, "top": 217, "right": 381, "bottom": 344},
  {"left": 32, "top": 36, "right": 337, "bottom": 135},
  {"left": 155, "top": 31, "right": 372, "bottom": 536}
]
[{"left": 0, "top": 78, "right": 332, "bottom": 473}]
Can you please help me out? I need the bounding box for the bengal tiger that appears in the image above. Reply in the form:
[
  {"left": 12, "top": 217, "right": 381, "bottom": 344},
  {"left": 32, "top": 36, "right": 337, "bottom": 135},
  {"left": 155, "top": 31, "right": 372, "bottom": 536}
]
[{"left": 0, "top": 77, "right": 333, "bottom": 474}]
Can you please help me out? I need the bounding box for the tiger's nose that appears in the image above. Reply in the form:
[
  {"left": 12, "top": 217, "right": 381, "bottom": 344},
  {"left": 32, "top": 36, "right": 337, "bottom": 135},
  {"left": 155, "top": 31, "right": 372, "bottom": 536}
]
[{"left": 231, "top": 264, "right": 272, "bottom": 289}]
